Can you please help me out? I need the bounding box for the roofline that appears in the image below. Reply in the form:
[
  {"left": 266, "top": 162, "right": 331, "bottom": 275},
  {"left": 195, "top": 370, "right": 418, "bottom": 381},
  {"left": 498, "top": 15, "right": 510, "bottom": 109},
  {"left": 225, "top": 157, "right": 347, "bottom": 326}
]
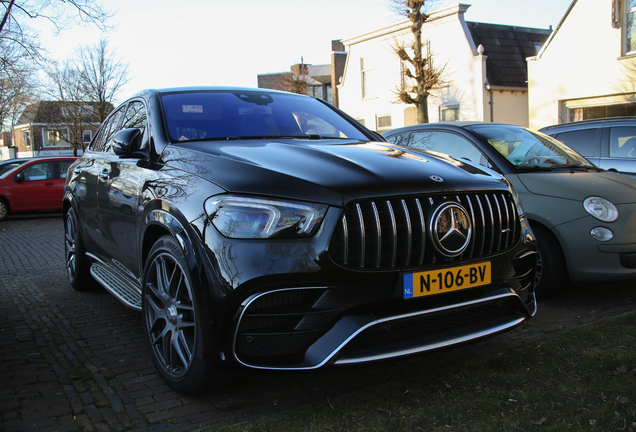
[
  {"left": 529, "top": 0, "right": 577, "bottom": 61},
  {"left": 342, "top": 3, "right": 471, "bottom": 46}
]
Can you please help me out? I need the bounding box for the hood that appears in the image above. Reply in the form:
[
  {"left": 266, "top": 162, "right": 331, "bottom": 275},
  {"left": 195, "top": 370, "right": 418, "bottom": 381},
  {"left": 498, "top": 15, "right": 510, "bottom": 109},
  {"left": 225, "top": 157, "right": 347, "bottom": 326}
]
[
  {"left": 517, "top": 171, "right": 636, "bottom": 204},
  {"left": 163, "top": 139, "right": 509, "bottom": 206}
]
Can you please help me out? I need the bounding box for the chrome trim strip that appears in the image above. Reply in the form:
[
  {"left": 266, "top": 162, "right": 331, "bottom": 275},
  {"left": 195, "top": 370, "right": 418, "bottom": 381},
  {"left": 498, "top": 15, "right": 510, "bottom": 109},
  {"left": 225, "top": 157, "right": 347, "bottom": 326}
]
[
  {"left": 341, "top": 214, "right": 349, "bottom": 266},
  {"left": 238, "top": 292, "right": 526, "bottom": 371},
  {"left": 415, "top": 198, "right": 425, "bottom": 266},
  {"left": 371, "top": 201, "right": 381, "bottom": 268},
  {"left": 356, "top": 203, "right": 365, "bottom": 268},
  {"left": 401, "top": 199, "right": 412, "bottom": 267},
  {"left": 387, "top": 200, "right": 397, "bottom": 268}
]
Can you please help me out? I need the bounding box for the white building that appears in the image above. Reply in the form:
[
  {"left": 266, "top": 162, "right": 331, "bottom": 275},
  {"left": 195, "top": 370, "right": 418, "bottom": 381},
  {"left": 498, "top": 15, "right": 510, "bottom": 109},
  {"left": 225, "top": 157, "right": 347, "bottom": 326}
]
[
  {"left": 338, "top": 4, "right": 551, "bottom": 132},
  {"left": 528, "top": 0, "right": 636, "bottom": 130}
]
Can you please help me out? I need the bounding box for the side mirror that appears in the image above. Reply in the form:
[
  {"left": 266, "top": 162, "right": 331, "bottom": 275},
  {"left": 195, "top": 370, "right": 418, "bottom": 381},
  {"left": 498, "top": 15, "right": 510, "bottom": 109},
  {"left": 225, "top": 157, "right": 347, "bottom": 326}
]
[
  {"left": 14, "top": 171, "right": 25, "bottom": 182},
  {"left": 113, "top": 128, "right": 147, "bottom": 158}
]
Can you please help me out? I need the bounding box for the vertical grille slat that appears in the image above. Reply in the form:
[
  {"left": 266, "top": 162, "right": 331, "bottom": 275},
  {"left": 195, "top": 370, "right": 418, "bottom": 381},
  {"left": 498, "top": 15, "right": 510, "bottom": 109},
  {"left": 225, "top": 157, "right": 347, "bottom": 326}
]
[{"left": 330, "top": 191, "right": 521, "bottom": 270}]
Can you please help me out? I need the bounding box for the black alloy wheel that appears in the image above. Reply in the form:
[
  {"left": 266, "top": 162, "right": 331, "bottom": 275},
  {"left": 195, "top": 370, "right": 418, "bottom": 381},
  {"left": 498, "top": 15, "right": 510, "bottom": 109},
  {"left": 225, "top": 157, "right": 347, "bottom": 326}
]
[
  {"left": 142, "top": 235, "right": 215, "bottom": 395},
  {"left": 533, "top": 224, "right": 566, "bottom": 298},
  {"left": 64, "top": 207, "right": 93, "bottom": 291}
]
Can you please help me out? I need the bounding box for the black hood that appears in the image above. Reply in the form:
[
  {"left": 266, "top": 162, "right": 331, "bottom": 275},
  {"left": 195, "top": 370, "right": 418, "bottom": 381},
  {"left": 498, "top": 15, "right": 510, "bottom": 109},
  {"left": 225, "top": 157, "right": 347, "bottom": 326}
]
[{"left": 163, "top": 139, "right": 510, "bottom": 206}]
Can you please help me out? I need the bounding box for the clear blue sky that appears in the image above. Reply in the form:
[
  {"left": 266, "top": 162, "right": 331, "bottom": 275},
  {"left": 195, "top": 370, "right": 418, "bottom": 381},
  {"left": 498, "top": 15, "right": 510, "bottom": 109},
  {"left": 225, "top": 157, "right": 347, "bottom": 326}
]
[{"left": 41, "top": 0, "right": 573, "bottom": 102}]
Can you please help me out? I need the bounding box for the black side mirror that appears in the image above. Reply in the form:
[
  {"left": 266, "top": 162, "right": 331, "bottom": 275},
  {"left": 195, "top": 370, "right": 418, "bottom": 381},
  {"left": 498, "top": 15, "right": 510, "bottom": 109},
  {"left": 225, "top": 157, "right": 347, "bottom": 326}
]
[
  {"left": 113, "top": 128, "right": 147, "bottom": 158},
  {"left": 14, "top": 171, "right": 25, "bottom": 182}
]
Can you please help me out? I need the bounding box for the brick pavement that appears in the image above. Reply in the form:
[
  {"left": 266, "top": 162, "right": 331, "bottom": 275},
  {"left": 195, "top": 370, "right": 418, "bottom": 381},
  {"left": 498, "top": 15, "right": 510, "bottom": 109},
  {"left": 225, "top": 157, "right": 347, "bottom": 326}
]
[{"left": 0, "top": 214, "right": 635, "bottom": 431}]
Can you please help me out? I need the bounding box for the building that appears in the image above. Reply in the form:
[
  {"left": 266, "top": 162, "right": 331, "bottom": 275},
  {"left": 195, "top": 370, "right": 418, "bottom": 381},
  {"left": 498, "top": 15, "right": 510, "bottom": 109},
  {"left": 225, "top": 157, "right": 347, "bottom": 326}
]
[
  {"left": 12, "top": 101, "right": 111, "bottom": 158},
  {"left": 337, "top": 4, "right": 551, "bottom": 132},
  {"left": 528, "top": 0, "right": 636, "bottom": 130},
  {"left": 257, "top": 40, "right": 348, "bottom": 107}
]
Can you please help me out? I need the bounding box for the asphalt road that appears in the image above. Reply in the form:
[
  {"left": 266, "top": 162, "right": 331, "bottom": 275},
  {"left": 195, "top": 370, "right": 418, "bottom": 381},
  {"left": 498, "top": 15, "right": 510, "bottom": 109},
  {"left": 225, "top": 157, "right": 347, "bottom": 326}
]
[{"left": 1, "top": 213, "right": 634, "bottom": 431}]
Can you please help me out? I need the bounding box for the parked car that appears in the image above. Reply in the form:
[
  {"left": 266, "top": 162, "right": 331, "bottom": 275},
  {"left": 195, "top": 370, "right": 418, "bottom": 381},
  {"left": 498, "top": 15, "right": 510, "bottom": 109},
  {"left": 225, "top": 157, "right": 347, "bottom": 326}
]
[
  {"left": 384, "top": 122, "right": 636, "bottom": 297},
  {"left": 63, "top": 87, "right": 537, "bottom": 395},
  {"left": 0, "top": 156, "right": 76, "bottom": 220},
  {"left": 0, "top": 157, "right": 35, "bottom": 177},
  {"left": 539, "top": 117, "right": 636, "bottom": 176}
]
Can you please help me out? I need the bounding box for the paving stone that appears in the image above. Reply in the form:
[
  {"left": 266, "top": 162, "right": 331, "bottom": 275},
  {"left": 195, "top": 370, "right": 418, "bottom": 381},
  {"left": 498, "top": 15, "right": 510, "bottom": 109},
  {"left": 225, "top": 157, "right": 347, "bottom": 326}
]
[{"left": 1, "top": 215, "right": 635, "bottom": 431}]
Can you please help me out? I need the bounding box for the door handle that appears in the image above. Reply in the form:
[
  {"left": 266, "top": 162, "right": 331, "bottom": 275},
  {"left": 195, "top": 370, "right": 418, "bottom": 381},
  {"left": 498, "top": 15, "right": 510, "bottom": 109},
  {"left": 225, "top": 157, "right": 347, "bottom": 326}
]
[
  {"left": 99, "top": 170, "right": 109, "bottom": 181},
  {"left": 45, "top": 182, "right": 54, "bottom": 186}
]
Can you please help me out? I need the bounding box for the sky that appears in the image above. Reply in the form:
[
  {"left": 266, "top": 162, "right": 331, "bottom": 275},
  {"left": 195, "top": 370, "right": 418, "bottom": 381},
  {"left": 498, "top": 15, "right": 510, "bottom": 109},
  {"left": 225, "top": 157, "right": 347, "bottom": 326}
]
[{"left": 39, "top": 0, "right": 574, "bottom": 104}]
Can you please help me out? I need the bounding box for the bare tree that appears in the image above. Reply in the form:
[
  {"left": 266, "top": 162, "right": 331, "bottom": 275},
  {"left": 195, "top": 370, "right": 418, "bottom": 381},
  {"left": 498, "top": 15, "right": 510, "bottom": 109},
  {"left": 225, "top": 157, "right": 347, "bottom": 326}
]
[
  {"left": 0, "top": 38, "right": 38, "bottom": 131},
  {"left": 78, "top": 38, "right": 130, "bottom": 122},
  {"left": 43, "top": 60, "right": 96, "bottom": 155},
  {"left": 390, "top": 0, "right": 448, "bottom": 124}
]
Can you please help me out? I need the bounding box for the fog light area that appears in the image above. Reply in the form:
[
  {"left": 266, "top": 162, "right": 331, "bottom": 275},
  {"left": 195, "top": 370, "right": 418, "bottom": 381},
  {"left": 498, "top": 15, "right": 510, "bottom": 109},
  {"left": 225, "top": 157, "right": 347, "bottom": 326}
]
[{"left": 590, "top": 227, "right": 613, "bottom": 242}]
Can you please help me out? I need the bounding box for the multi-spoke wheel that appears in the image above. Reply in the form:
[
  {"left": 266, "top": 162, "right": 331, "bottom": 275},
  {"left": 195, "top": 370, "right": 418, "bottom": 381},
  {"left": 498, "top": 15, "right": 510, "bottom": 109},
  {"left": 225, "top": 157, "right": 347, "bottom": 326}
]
[
  {"left": 65, "top": 207, "right": 93, "bottom": 291},
  {"left": 142, "top": 235, "right": 215, "bottom": 394}
]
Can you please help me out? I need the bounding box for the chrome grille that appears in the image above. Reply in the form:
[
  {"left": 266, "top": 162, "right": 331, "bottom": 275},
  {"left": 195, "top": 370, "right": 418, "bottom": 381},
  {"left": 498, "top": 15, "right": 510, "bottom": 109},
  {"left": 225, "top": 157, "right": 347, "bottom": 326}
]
[{"left": 329, "top": 192, "right": 519, "bottom": 270}]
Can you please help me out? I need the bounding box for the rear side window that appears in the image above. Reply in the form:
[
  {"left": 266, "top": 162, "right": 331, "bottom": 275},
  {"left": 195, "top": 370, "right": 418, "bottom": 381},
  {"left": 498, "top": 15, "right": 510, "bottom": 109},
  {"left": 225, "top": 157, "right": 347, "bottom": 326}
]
[
  {"left": 553, "top": 129, "right": 600, "bottom": 157},
  {"left": 609, "top": 127, "right": 636, "bottom": 158}
]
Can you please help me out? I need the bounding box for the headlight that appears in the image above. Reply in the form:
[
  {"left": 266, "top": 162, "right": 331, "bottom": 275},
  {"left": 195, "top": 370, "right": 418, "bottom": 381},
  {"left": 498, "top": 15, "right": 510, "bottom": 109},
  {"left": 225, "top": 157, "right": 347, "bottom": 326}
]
[
  {"left": 583, "top": 197, "right": 619, "bottom": 222},
  {"left": 205, "top": 195, "right": 327, "bottom": 239}
]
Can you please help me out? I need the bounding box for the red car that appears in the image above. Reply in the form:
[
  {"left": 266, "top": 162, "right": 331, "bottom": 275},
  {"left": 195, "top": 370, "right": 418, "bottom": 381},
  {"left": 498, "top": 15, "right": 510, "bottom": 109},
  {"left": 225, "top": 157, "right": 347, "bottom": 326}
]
[{"left": 0, "top": 157, "right": 76, "bottom": 220}]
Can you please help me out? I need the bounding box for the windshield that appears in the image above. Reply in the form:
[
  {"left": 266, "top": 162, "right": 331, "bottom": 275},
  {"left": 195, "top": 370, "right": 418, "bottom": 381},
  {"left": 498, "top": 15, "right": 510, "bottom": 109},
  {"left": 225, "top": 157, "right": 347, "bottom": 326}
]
[
  {"left": 466, "top": 124, "right": 595, "bottom": 169},
  {"left": 0, "top": 160, "right": 28, "bottom": 178},
  {"left": 160, "top": 90, "right": 369, "bottom": 142}
]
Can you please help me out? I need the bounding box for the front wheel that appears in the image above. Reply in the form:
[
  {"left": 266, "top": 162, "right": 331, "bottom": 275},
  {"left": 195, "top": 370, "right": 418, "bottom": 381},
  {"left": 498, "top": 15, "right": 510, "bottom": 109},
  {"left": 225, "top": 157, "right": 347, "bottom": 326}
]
[
  {"left": 65, "top": 207, "right": 94, "bottom": 291},
  {"left": 533, "top": 224, "right": 567, "bottom": 299},
  {"left": 142, "top": 235, "right": 216, "bottom": 395},
  {"left": 0, "top": 199, "right": 9, "bottom": 221}
]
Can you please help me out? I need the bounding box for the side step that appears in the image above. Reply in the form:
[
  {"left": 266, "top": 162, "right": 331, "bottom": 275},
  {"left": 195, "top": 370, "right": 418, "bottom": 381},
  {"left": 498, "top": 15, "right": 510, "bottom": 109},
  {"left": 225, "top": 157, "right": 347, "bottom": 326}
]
[{"left": 91, "top": 263, "right": 142, "bottom": 311}]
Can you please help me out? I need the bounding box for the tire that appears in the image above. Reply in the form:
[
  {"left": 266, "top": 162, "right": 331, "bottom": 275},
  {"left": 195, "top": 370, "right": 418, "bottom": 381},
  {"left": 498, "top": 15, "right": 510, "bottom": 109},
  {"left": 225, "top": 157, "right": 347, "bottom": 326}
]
[
  {"left": 65, "top": 207, "right": 94, "bottom": 291},
  {"left": 142, "top": 235, "right": 216, "bottom": 395},
  {"left": 0, "top": 199, "right": 9, "bottom": 221},
  {"left": 533, "top": 224, "right": 567, "bottom": 299}
]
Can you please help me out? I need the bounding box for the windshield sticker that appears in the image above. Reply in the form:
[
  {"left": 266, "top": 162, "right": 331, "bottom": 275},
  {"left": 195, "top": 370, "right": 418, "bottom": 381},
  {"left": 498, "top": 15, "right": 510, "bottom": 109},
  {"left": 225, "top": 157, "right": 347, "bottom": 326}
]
[{"left": 182, "top": 105, "right": 203, "bottom": 113}]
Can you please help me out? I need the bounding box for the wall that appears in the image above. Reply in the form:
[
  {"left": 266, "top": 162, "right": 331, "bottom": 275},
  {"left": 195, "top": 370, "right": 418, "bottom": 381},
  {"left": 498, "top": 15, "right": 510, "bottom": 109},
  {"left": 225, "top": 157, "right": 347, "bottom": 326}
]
[
  {"left": 528, "top": 0, "right": 635, "bottom": 130},
  {"left": 338, "top": 4, "right": 490, "bottom": 132}
]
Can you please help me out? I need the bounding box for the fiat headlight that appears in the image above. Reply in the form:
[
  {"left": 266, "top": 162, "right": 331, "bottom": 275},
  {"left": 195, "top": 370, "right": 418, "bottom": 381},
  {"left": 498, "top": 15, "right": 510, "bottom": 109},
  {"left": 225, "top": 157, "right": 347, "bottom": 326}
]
[
  {"left": 205, "top": 195, "right": 327, "bottom": 239},
  {"left": 583, "top": 197, "right": 618, "bottom": 222}
]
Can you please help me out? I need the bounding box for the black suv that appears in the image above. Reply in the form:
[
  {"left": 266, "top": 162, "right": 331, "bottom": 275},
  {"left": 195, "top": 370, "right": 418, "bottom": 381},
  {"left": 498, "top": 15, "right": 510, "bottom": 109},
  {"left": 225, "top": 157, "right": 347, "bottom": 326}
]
[
  {"left": 63, "top": 87, "right": 537, "bottom": 394},
  {"left": 540, "top": 117, "right": 636, "bottom": 176}
]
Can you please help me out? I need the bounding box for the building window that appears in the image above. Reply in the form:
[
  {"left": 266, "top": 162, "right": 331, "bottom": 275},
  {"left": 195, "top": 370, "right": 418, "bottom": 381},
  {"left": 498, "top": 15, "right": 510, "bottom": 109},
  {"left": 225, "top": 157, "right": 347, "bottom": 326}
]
[
  {"left": 42, "top": 128, "right": 70, "bottom": 147},
  {"left": 361, "top": 57, "right": 377, "bottom": 99},
  {"left": 625, "top": 0, "right": 636, "bottom": 54},
  {"left": 376, "top": 115, "right": 392, "bottom": 133},
  {"left": 440, "top": 105, "right": 460, "bottom": 122},
  {"left": 23, "top": 130, "right": 31, "bottom": 148},
  {"left": 568, "top": 102, "right": 636, "bottom": 121},
  {"left": 83, "top": 130, "right": 92, "bottom": 144}
]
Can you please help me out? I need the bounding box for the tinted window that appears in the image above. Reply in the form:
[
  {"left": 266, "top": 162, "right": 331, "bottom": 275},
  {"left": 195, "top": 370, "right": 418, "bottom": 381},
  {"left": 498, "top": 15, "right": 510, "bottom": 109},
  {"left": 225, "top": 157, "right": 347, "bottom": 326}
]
[
  {"left": 609, "top": 126, "right": 636, "bottom": 158},
  {"left": 90, "top": 106, "right": 125, "bottom": 152},
  {"left": 160, "top": 90, "right": 368, "bottom": 142},
  {"left": 59, "top": 160, "right": 74, "bottom": 179},
  {"left": 553, "top": 129, "right": 600, "bottom": 157},
  {"left": 408, "top": 131, "right": 486, "bottom": 166},
  {"left": 122, "top": 101, "right": 147, "bottom": 131}
]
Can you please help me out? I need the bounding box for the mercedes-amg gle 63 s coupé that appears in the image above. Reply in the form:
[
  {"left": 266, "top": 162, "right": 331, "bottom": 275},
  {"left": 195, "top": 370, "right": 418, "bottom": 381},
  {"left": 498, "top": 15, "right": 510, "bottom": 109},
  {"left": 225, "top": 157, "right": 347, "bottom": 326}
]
[{"left": 64, "top": 87, "right": 537, "bottom": 394}]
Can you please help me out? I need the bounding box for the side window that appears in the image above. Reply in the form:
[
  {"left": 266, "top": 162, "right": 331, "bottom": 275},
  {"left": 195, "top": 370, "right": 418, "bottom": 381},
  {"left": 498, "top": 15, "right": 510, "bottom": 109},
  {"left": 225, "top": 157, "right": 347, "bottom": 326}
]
[
  {"left": 408, "top": 131, "right": 487, "bottom": 166},
  {"left": 21, "top": 162, "right": 53, "bottom": 181},
  {"left": 90, "top": 106, "right": 126, "bottom": 153},
  {"left": 553, "top": 129, "right": 600, "bottom": 157},
  {"left": 122, "top": 101, "right": 147, "bottom": 131},
  {"left": 385, "top": 133, "right": 409, "bottom": 146},
  {"left": 59, "top": 160, "right": 74, "bottom": 179},
  {"left": 609, "top": 126, "right": 636, "bottom": 158}
]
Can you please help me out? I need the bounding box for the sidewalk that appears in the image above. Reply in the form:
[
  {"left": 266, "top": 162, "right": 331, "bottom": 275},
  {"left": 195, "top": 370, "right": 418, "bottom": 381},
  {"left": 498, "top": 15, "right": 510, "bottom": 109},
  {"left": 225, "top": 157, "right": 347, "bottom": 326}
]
[{"left": 1, "top": 215, "right": 635, "bottom": 431}]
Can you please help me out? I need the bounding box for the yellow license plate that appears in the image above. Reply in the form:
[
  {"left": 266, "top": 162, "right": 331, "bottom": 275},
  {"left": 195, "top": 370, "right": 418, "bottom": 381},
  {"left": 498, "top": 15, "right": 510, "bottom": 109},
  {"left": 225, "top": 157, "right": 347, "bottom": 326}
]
[{"left": 403, "top": 262, "right": 491, "bottom": 299}]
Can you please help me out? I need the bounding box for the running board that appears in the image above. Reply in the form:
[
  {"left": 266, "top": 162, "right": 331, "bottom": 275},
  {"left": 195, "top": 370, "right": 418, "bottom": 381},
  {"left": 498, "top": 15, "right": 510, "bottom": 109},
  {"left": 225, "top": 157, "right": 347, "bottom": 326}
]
[{"left": 91, "top": 263, "right": 142, "bottom": 311}]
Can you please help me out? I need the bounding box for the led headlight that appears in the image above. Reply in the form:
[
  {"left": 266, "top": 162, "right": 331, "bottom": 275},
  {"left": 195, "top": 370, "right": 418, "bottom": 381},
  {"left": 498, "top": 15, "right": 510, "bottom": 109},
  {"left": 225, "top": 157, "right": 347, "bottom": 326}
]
[
  {"left": 583, "top": 197, "right": 618, "bottom": 222},
  {"left": 205, "top": 195, "right": 327, "bottom": 239}
]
